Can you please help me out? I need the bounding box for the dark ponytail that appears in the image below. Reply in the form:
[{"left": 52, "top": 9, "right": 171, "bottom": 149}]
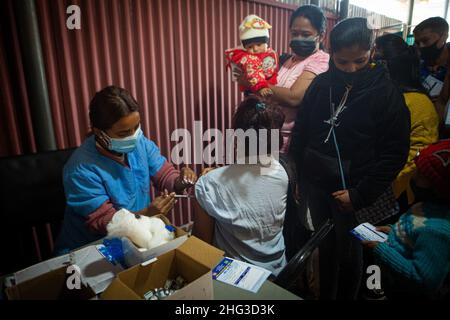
[{"left": 375, "top": 34, "right": 426, "bottom": 93}]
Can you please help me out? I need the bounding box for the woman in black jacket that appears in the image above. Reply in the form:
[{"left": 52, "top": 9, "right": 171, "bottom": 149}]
[{"left": 289, "top": 18, "right": 411, "bottom": 299}]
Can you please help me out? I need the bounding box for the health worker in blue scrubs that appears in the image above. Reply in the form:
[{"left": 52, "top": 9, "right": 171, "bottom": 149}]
[{"left": 55, "top": 86, "right": 197, "bottom": 253}]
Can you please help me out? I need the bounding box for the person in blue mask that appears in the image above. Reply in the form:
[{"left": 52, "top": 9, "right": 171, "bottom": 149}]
[{"left": 55, "top": 86, "right": 197, "bottom": 253}]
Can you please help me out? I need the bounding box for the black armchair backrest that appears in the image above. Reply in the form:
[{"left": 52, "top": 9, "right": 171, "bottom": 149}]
[
  {"left": 0, "top": 148, "right": 76, "bottom": 275},
  {"left": 0, "top": 148, "right": 76, "bottom": 225}
]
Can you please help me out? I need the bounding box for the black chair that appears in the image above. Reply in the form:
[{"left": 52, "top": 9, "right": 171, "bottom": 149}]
[
  {"left": 0, "top": 148, "right": 76, "bottom": 275},
  {"left": 274, "top": 219, "right": 334, "bottom": 291}
]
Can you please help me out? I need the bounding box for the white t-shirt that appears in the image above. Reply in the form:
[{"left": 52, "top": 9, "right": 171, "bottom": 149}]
[{"left": 195, "top": 158, "right": 288, "bottom": 275}]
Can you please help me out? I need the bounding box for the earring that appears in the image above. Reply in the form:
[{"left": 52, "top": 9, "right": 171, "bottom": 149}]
[{"left": 97, "top": 130, "right": 111, "bottom": 148}]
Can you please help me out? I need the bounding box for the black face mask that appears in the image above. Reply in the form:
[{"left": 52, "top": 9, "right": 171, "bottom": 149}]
[
  {"left": 330, "top": 61, "right": 371, "bottom": 85},
  {"left": 290, "top": 37, "right": 317, "bottom": 58},
  {"left": 410, "top": 179, "right": 438, "bottom": 202},
  {"left": 420, "top": 40, "right": 445, "bottom": 63}
]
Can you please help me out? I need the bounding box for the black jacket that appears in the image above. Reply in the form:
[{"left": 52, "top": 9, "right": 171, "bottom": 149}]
[{"left": 289, "top": 63, "right": 411, "bottom": 211}]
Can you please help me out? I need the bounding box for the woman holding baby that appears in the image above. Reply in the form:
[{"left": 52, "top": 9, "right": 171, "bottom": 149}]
[{"left": 234, "top": 5, "right": 330, "bottom": 153}]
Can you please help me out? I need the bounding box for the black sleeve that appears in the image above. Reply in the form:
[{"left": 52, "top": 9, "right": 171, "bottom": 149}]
[
  {"left": 349, "top": 85, "right": 411, "bottom": 210},
  {"left": 288, "top": 81, "right": 315, "bottom": 182}
]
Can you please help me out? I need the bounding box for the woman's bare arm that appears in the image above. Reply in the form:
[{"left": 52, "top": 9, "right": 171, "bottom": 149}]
[{"left": 269, "top": 71, "right": 317, "bottom": 107}]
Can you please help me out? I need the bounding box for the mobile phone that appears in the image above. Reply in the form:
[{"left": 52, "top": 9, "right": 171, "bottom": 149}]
[{"left": 350, "top": 223, "right": 388, "bottom": 242}]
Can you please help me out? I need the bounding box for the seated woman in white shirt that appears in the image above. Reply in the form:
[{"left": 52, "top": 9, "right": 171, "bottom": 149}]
[{"left": 193, "top": 96, "right": 288, "bottom": 276}]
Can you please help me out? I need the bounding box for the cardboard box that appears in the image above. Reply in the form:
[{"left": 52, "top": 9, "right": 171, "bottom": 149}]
[
  {"left": 101, "top": 236, "right": 224, "bottom": 300},
  {"left": 7, "top": 245, "right": 123, "bottom": 296},
  {"left": 120, "top": 215, "right": 189, "bottom": 268},
  {"left": 6, "top": 266, "right": 96, "bottom": 300}
]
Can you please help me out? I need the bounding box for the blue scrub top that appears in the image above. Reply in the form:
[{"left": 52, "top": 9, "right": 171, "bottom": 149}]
[{"left": 55, "top": 135, "right": 166, "bottom": 253}]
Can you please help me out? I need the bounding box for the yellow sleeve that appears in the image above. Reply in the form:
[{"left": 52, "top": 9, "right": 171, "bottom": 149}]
[{"left": 393, "top": 93, "right": 440, "bottom": 203}]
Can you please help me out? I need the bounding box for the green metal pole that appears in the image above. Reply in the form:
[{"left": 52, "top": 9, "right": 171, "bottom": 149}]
[
  {"left": 444, "top": 0, "right": 449, "bottom": 20},
  {"left": 340, "top": 0, "right": 349, "bottom": 20},
  {"left": 14, "top": 0, "right": 56, "bottom": 152},
  {"left": 407, "top": 0, "right": 415, "bottom": 36}
]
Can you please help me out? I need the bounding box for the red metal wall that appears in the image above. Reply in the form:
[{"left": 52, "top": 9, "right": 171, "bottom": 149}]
[{"left": 0, "top": 0, "right": 337, "bottom": 226}]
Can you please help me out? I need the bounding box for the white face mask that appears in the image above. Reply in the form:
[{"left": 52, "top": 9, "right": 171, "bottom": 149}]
[{"left": 102, "top": 126, "right": 143, "bottom": 154}]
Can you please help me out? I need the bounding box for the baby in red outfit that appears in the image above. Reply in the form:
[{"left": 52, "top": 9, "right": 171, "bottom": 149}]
[{"left": 225, "top": 15, "right": 278, "bottom": 97}]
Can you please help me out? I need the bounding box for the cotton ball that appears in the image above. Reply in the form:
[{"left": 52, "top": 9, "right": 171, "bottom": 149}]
[
  {"left": 139, "top": 215, "right": 156, "bottom": 231},
  {"left": 106, "top": 209, "right": 176, "bottom": 251},
  {"left": 150, "top": 229, "right": 173, "bottom": 248},
  {"left": 107, "top": 209, "right": 137, "bottom": 238},
  {"left": 146, "top": 217, "right": 175, "bottom": 248},
  {"left": 131, "top": 220, "right": 155, "bottom": 249},
  {"left": 148, "top": 217, "right": 166, "bottom": 233},
  {"left": 107, "top": 209, "right": 154, "bottom": 249}
]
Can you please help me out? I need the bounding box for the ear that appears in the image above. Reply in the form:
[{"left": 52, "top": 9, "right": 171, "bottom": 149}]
[
  {"left": 92, "top": 127, "right": 110, "bottom": 148},
  {"left": 319, "top": 32, "right": 326, "bottom": 44},
  {"left": 442, "top": 32, "right": 449, "bottom": 45},
  {"left": 369, "top": 47, "right": 376, "bottom": 60}
]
